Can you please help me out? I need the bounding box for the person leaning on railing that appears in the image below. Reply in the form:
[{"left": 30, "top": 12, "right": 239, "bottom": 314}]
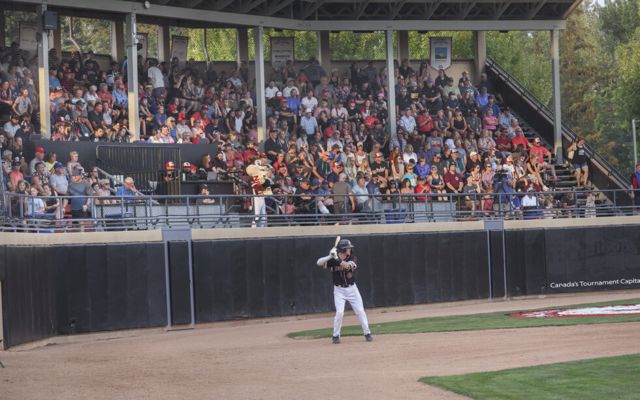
[{"left": 630, "top": 162, "right": 640, "bottom": 211}]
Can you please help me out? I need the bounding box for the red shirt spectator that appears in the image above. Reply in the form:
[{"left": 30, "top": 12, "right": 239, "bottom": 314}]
[
  {"left": 416, "top": 111, "right": 433, "bottom": 134},
  {"left": 495, "top": 133, "right": 511, "bottom": 153},
  {"left": 414, "top": 179, "right": 431, "bottom": 201},
  {"left": 530, "top": 141, "right": 550, "bottom": 164},
  {"left": 512, "top": 133, "right": 529, "bottom": 152}
]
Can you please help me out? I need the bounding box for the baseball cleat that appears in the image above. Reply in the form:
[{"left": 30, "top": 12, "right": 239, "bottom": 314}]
[
  {"left": 332, "top": 336, "right": 341, "bottom": 344},
  {"left": 365, "top": 334, "right": 373, "bottom": 342}
]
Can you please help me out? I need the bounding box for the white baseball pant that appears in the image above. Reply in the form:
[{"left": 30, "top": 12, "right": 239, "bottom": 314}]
[
  {"left": 252, "top": 196, "right": 266, "bottom": 228},
  {"left": 333, "top": 284, "right": 371, "bottom": 338}
]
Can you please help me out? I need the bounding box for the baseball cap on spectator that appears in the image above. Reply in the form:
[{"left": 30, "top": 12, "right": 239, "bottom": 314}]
[
  {"left": 12, "top": 157, "right": 21, "bottom": 167},
  {"left": 276, "top": 91, "right": 283, "bottom": 96},
  {"left": 470, "top": 151, "right": 478, "bottom": 157},
  {"left": 199, "top": 184, "right": 209, "bottom": 191},
  {"left": 53, "top": 162, "right": 64, "bottom": 169},
  {"left": 310, "top": 178, "right": 320, "bottom": 186},
  {"left": 260, "top": 153, "right": 268, "bottom": 159},
  {"left": 35, "top": 147, "right": 45, "bottom": 154},
  {"left": 377, "top": 92, "right": 385, "bottom": 98},
  {"left": 399, "top": 86, "right": 407, "bottom": 92}
]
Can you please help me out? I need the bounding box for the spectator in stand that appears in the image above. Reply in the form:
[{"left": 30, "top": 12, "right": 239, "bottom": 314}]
[
  {"left": 529, "top": 137, "right": 558, "bottom": 183},
  {"left": 629, "top": 162, "right": 640, "bottom": 211},
  {"left": 567, "top": 137, "right": 590, "bottom": 189},
  {"left": 29, "top": 146, "right": 46, "bottom": 175}
]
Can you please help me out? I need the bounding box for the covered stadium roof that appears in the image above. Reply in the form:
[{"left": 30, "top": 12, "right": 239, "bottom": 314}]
[
  {"left": 153, "top": 0, "right": 581, "bottom": 21},
  {"left": 8, "top": 0, "right": 580, "bottom": 30}
]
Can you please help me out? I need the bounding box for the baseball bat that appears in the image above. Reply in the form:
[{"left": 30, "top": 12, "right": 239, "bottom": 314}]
[{"left": 332, "top": 236, "right": 341, "bottom": 259}]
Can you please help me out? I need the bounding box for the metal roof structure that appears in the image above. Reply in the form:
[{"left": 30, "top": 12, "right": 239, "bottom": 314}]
[
  {"left": 154, "top": 0, "right": 580, "bottom": 21},
  {"left": 8, "top": 0, "right": 579, "bottom": 30}
]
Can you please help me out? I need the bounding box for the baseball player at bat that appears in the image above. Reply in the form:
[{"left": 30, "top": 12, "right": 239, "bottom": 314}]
[{"left": 316, "top": 238, "right": 372, "bottom": 344}]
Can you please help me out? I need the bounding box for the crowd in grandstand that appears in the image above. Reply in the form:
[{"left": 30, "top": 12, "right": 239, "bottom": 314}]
[{"left": 2, "top": 38, "right": 637, "bottom": 224}]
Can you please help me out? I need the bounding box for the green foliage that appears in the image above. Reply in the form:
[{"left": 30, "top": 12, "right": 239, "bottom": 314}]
[
  {"left": 60, "top": 17, "right": 112, "bottom": 55},
  {"left": 597, "top": 0, "right": 640, "bottom": 50},
  {"left": 422, "top": 354, "right": 640, "bottom": 400},
  {"left": 329, "top": 31, "right": 396, "bottom": 61},
  {"left": 288, "top": 298, "right": 640, "bottom": 338},
  {"left": 487, "top": 31, "right": 552, "bottom": 104},
  {"left": 408, "top": 31, "right": 473, "bottom": 60},
  {"left": 4, "top": 11, "right": 37, "bottom": 47}
]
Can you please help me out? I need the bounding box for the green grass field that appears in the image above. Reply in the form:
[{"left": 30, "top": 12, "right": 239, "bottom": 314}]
[
  {"left": 421, "top": 353, "right": 640, "bottom": 400},
  {"left": 288, "top": 298, "right": 640, "bottom": 338}
]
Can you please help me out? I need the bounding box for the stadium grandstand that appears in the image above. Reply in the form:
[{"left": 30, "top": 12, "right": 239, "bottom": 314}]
[{"left": 0, "top": 0, "right": 637, "bottom": 231}]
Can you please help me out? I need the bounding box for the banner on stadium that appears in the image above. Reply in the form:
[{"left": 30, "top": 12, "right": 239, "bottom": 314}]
[
  {"left": 430, "top": 37, "right": 452, "bottom": 70},
  {"left": 271, "top": 37, "right": 294, "bottom": 70},
  {"left": 19, "top": 22, "right": 39, "bottom": 52},
  {"left": 137, "top": 32, "right": 148, "bottom": 59},
  {"left": 171, "top": 35, "right": 189, "bottom": 63}
]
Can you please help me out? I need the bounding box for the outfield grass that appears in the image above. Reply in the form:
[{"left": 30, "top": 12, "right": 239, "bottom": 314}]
[
  {"left": 421, "top": 353, "right": 640, "bottom": 400},
  {"left": 288, "top": 298, "right": 640, "bottom": 338}
]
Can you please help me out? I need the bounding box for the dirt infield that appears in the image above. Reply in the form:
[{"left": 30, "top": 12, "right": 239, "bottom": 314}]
[{"left": 2, "top": 290, "right": 640, "bottom": 400}]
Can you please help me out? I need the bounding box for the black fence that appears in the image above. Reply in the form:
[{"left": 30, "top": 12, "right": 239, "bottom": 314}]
[{"left": 2, "top": 223, "right": 640, "bottom": 348}]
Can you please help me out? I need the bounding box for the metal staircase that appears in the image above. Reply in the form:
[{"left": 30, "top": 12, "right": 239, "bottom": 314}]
[{"left": 485, "top": 57, "right": 632, "bottom": 208}]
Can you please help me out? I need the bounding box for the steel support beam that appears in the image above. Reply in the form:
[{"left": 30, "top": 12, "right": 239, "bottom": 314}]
[
  {"left": 52, "top": 13, "right": 62, "bottom": 61},
  {"left": 8, "top": 0, "right": 568, "bottom": 31},
  {"left": 254, "top": 25, "right": 267, "bottom": 144},
  {"left": 236, "top": 27, "right": 249, "bottom": 67},
  {"left": 111, "top": 18, "right": 125, "bottom": 62},
  {"left": 551, "top": 29, "right": 563, "bottom": 164},
  {"left": 318, "top": 31, "right": 331, "bottom": 72},
  {"left": 473, "top": 31, "right": 487, "bottom": 82},
  {"left": 126, "top": 13, "right": 140, "bottom": 142},
  {"left": 157, "top": 23, "right": 171, "bottom": 63},
  {"left": 385, "top": 30, "right": 397, "bottom": 138},
  {"left": 397, "top": 30, "right": 409, "bottom": 62},
  {"left": 0, "top": 11, "right": 4, "bottom": 47},
  {"left": 36, "top": 4, "right": 51, "bottom": 139}
]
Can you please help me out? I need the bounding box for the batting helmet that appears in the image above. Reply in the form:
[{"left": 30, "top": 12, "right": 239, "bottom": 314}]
[{"left": 337, "top": 239, "right": 354, "bottom": 251}]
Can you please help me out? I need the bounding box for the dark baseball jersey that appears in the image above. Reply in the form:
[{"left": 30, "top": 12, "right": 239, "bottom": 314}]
[{"left": 327, "top": 255, "right": 358, "bottom": 287}]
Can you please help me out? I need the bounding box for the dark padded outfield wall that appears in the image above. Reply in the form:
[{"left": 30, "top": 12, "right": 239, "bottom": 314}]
[
  {"left": 0, "top": 243, "right": 167, "bottom": 348},
  {"left": 192, "top": 231, "right": 491, "bottom": 323},
  {"left": 505, "top": 225, "right": 640, "bottom": 295}
]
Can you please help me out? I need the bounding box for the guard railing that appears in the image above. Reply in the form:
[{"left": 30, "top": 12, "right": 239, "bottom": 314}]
[{"left": 1, "top": 188, "right": 638, "bottom": 232}]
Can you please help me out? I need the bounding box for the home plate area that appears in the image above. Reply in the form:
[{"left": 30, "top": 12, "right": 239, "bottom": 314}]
[{"left": 511, "top": 304, "right": 640, "bottom": 318}]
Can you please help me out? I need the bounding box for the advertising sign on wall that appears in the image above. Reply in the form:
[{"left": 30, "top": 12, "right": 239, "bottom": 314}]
[
  {"left": 271, "top": 37, "right": 294, "bottom": 70},
  {"left": 430, "top": 37, "right": 452, "bottom": 70},
  {"left": 171, "top": 35, "right": 189, "bottom": 63}
]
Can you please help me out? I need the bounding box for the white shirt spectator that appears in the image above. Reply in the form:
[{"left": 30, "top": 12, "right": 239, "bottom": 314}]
[
  {"left": 3, "top": 121, "right": 21, "bottom": 139},
  {"left": 399, "top": 115, "right": 416, "bottom": 133},
  {"left": 300, "top": 115, "right": 318, "bottom": 136},
  {"left": 522, "top": 193, "right": 539, "bottom": 207},
  {"left": 265, "top": 85, "right": 279, "bottom": 99},
  {"left": 331, "top": 105, "right": 349, "bottom": 120},
  {"left": 403, "top": 151, "right": 418, "bottom": 165},
  {"left": 148, "top": 66, "right": 164, "bottom": 89},
  {"left": 351, "top": 183, "right": 369, "bottom": 206},
  {"left": 26, "top": 196, "right": 45, "bottom": 216},
  {"left": 283, "top": 85, "right": 299, "bottom": 98},
  {"left": 301, "top": 96, "right": 318, "bottom": 111}
]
